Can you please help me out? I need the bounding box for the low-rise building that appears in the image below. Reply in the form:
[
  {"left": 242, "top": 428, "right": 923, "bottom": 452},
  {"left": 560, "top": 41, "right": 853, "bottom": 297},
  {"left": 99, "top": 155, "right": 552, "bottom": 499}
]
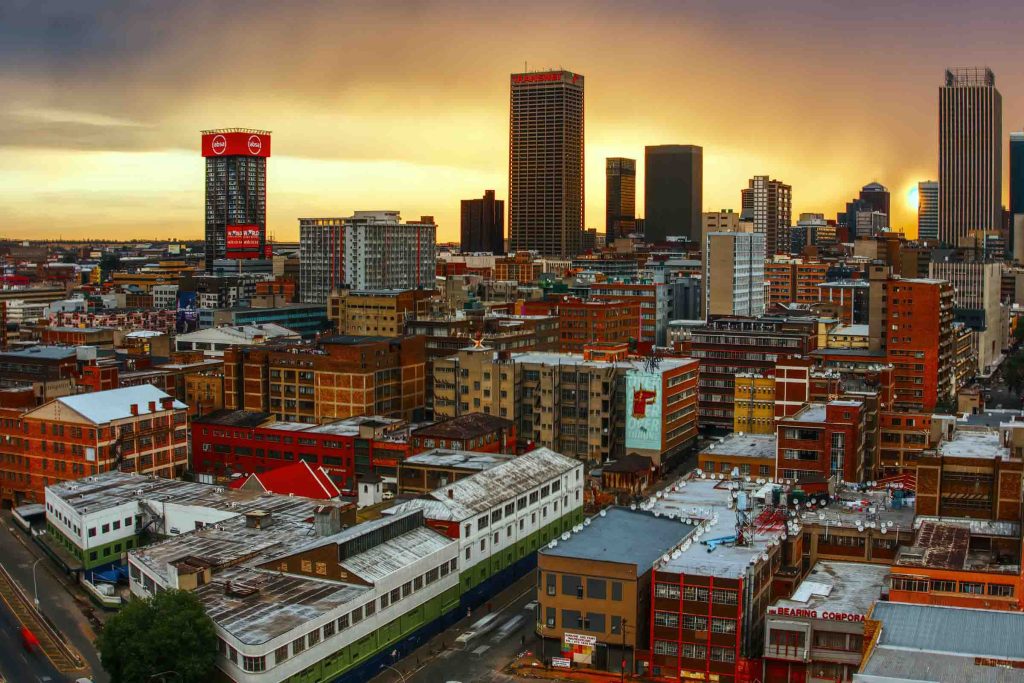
[
  {"left": 327, "top": 288, "right": 434, "bottom": 336},
  {"left": 776, "top": 401, "right": 867, "bottom": 484},
  {"left": 175, "top": 324, "right": 300, "bottom": 358},
  {"left": 397, "top": 449, "right": 515, "bottom": 495},
  {"left": 698, "top": 433, "right": 777, "bottom": 480}
]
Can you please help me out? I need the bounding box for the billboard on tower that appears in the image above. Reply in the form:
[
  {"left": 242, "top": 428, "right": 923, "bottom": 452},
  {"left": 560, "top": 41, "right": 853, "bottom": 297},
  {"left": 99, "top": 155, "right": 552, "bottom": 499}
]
[
  {"left": 225, "top": 224, "right": 263, "bottom": 259},
  {"left": 201, "top": 132, "right": 271, "bottom": 157},
  {"left": 625, "top": 369, "right": 663, "bottom": 451}
]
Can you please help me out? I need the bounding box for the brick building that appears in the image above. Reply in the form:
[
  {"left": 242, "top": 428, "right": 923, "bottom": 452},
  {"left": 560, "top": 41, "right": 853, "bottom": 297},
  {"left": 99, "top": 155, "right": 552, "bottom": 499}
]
[
  {"left": 556, "top": 299, "right": 640, "bottom": 353},
  {"left": 776, "top": 401, "right": 867, "bottom": 484}
]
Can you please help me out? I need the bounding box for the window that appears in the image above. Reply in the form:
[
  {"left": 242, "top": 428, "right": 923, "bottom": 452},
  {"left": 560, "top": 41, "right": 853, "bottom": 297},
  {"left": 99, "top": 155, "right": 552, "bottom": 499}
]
[
  {"left": 712, "top": 589, "right": 738, "bottom": 605},
  {"left": 682, "top": 615, "right": 707, "bottom": 631},
  {"left": 683, "top": 586, "right": 709, "bottom": 602},
  {"left": 351, "top": 606, "right": 363, "bottom": 624},
  {"left": 710, "top": 647, "right": 735, "bottom": 663},
  {"left": 960, "top": 581, "right": 985, "bottom": 595},
  {"left": 930, "top": 579, "right": 956, "bottom": 593},
  {"left": 364, "top": 601, "right": 376, "bottom": 617},
  {"left": 562, "top": 575, "right": 583, "bottom": 597},
  {"left": 655, "top": 583, "right": 680, "bottom": 600},
  {"left": 546, "top": 573, "right": 556, "bottom": 596},
  {"left": 681, "top": 643, "right": 706, "bottom": 660},
  {"left": 654, "top": 611, "right": 679, "bottom": 628},
  {"left": 323, "top": 621, "right": 336, "bottom": 638},
  {"left": 478, "top": 515, "right": 488, "bottom": 529},
  {"left": 586, "top": 578, "right": 606, "bottom": 599},
  {"left": 426, "top": 568, "right": 439, "bottom": 584},
  {"left": 402, "top": 582, "right": 412, "bottom": 598},
  {"left": 546, "top": 607, "right": 555, "bottom": 628},
  {"left": 274, "top": 645, "right": 289, "bottom": 664},
  {"left": 307, "top": 629, "right": 321, "bottom": 647},
  {"left": 654, "top": 640, "right": 678, "bottom": 656},
  {"left": 770, "top": 628, "right": 806, "bottom": 652},
  {"left": 337, "top": 614, "right": 349, "bottom": 631},
  {"left": 711, "top": 618, "right": 736, "bottom": 635},
  {"left": 101, "top": 523, "right": 110, "bottom": 534},
  {"left": 890, "top": 577, "right": 928, "bottom": 592},
  {"left": 414, "top": 576, "right": 423, "bottom": 591},
  {"left": 813, "top": 631, "right": 847, "bottom": 650},
  {"left": 242, "top": 655, "right": 266, "bottom": 672},
  {"left": 611, "top": 582, "right": 622, "bottom": 601},
  {"left": 989, "top": 584, "right": 1015, "bottom": 597},
  {"left": 292, "top": 636, "right": 306, "bottom": 655}
]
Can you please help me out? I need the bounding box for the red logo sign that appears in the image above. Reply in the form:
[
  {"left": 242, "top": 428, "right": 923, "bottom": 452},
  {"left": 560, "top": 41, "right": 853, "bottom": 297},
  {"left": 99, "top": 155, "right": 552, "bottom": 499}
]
[
  {"left": 202, "top": 132, "right": 271, "bottom": 157},
  {"left": 248, "top": 135, "right": 262, "bottom": 155},
  {"left": 226, "top": 224, "right": 262, "bottom": 257},
  {"left": 513, "top": 72, "right": 563, "bottom": 84},
  {"left": 211, "top": 134, "right": 227, "bottom": 155},
  {"left": 632, "top": 387, "right": 657, "bottom": 418}
]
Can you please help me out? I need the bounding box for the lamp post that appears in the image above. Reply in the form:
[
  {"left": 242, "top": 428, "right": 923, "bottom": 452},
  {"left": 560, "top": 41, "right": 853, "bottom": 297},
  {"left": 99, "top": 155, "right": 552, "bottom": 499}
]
[
  {"left": 31, "top": 557, "right": 42, "bottom": 609},
  {"left": 620, "top": 617, "right": 628, "bottom": 682},
  {"left": 382, "top": 649, "right": 406, "bottom": 682}
]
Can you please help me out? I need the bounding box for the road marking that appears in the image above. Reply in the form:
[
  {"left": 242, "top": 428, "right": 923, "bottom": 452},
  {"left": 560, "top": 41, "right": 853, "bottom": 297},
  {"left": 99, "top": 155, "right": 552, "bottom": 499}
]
[{"left": 472, "top": 645, "right": 490, "bottom": 655}]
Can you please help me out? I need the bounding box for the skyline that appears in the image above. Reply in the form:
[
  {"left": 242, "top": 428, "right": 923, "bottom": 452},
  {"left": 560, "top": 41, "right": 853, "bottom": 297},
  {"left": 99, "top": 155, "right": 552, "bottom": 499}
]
[{"left": 4, "top": 1, "right": 1024, "bottom": 242}]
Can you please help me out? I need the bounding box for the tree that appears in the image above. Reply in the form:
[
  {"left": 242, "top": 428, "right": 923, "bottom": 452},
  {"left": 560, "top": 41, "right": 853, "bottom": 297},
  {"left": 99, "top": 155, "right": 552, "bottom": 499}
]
[
  {"left": 1003, "top": 353, "right": 1024, "bottom": 396},
  {"left": 97, "top": 589, "right": 217, "bottom": 683},
  {"left": 98, "top": 253, "right": 121, "bottom": 280}
]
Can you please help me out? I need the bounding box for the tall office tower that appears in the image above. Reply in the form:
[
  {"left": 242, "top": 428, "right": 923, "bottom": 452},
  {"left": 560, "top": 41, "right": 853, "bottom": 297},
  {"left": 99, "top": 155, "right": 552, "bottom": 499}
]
[
  {"left": 605, "top": 157, "right": 636, "bottom": 243},
  {"left": 644, "top": 145, "right": 703, "bottom": 243},
  {"left": 918, "top": 181, "right": 940, "bottom": 242},
  {"left": 859, "top": 182, "right": 890, "bottom": 224},
  {"left": 201, "top": 129, "right": 271, "bottom": 270},
  {"left": 460, "top": 190, "right": 504, "bottom": 254},
  {"left": 939, "top": 68, "right": 1002, "bottom": 246},
  {"left": 704, "top": 231, "right": 766, "bottom": 318},
  {"left": 509, "top": 70, "right": 584, "bottom": 257},
  {"left": 298, "top": 211, "right": 436, "bottom": 304},
  {"left": 1010, "top": 133, "right": 1024, "bottom": 261},
  {"left": 741, "top": 176, "right": 791, "bottom": 255}
]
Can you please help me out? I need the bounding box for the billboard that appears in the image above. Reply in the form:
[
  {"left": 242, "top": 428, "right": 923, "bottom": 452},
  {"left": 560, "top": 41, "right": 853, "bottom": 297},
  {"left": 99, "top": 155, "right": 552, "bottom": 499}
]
[
  {"left": 226, "top": 224, "right": 263, "bottom": 258},
  {"left": 201, "top": 132, "right": 271, "bottom": 157},
  {"left": 176, "top": 291, "right": 199, "bottom": 334},
  {"left": 625, "top": 370, "right": 662, "bottom": 451}
]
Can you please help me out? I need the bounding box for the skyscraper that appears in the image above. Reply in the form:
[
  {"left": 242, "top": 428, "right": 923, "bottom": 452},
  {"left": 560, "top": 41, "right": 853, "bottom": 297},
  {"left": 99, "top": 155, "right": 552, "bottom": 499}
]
[
  {"left": 460, "top": 190, "right": 504, "bottom": 253},
  {"left": 1010, "top": 133, "right": 1024, "bottom": 261},
  {"left": 918, "top": 180, "right": 939, "bottom": 242},
  {"left": 938, "top": 68, "right": 1002, "bottom": 246},
  {"left": 704, "top": 231, "right": 766, "bottom": 319},
  {"left": 859, "top": 182, "right": 890, "bottom": 225},
  {"left": 201, "top": 129, "right": 271, "bottom": 269},
  {"left": 509, "top": 70, "right": 584, "bottom": 257},
  {"left": 298, "top": 211, "right": 436, "bottom": 304},
  {"left": 605, "top": 157, "right": 636, "bottom": 243},
  {"left": 741, "top": 176, "right": 791, "bottom": 255},
  {"left": 644, "top": 145, "right": 702, "bottom": 243}
]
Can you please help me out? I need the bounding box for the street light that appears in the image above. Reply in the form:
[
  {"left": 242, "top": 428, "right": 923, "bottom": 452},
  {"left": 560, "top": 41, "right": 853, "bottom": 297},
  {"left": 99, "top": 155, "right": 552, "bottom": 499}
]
[
  {"left": 382, "top": 650, "right": 406, "bottom": 682},
  {"left": 31, "top": 557, "right": 42, "bottom": 609}
]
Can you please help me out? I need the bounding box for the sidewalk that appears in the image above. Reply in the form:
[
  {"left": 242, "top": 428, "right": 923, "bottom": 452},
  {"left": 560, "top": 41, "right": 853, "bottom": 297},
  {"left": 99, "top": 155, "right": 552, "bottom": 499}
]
[{"left": 507, "top": 654, "right": 644, "bottom": 683}]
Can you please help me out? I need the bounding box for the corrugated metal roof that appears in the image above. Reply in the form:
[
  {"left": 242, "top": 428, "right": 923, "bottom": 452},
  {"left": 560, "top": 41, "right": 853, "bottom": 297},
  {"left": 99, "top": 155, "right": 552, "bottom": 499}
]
[
  {"left": 871, "top": 602, "right": 1024, "bottom": 660},
  {"left": 342, "top": 527, "right": 452, "bottom": 582}
]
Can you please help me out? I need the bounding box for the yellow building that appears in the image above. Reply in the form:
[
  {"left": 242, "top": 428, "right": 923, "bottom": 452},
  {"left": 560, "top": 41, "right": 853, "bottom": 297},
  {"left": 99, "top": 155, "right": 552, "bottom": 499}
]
[
  {"left": 826, "top": 323, "right": 869, "bottom": 349},
  {"left": 733, "top": 373, "right": 776, "bottom": 434},
  {"left": 327, "top": 288, "right": 434, "bottom": 336}
]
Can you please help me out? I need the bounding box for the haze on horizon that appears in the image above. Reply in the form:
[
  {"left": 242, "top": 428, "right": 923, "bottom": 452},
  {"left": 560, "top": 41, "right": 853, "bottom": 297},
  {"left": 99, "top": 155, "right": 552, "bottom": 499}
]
[{"left": 2, "top": 0, "right": 1024, "bottom": 243}]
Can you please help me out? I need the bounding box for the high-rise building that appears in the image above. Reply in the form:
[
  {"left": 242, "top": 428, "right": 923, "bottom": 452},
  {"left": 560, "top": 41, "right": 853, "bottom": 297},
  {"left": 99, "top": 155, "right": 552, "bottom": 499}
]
[
  {"left": 938, "top": 68, "right": 1002, "bottom": 245},
  {"left": 1010, "top": 133, "right": 1024, "bottom": 261},
  {"left": 509, "top": 70, "right": 584, "bottom": 257},
  {"left": 605, "top": 157, "right": 636, "bottom": 243},
  {"left": 859, "top": 182, "right": 890, "bottom": 223},
  {"left": 298, "top": 211, "right": 436, "bottom": 304},
  {"left": 201, "top": 129, "right": 271, "bottom": 269},
  {"left": 741, "top": 175, "right": 791, "bottom": 255},
  {"left": 460, "top": 190, "right": 504, "bottom": 254},
  {"left": 460, "top": 189, "right": 503, "bottom": 253},
  {"left": 704, "top": 232, "right": 766, "bottom": 318},
  {"left": 918, "top": 180, "right": 939, "bottom": 242},
  {"left": 644, "top": 145, "right": 703, "bottom": 243}
]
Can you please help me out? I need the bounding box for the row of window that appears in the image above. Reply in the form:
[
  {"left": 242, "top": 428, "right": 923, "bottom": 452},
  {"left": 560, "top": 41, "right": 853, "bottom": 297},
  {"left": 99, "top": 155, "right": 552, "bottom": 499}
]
[
  {"left": 654, "top": 584, "right": 738, "bottom": 605},
  {"left": 890, "top": 576, "right": 1014, "bottom": 597},
  {"left": 653, "top": 640, "right": 735, "bottom": 662},
  {"left": 653, "top": 612, "right": 736, "bottom": 634}
]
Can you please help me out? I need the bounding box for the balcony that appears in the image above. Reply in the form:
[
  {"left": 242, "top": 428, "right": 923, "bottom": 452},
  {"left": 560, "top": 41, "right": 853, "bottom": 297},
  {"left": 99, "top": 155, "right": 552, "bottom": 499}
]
[{"left": 764, "top": 644, "right": 807, "bottom": 662}]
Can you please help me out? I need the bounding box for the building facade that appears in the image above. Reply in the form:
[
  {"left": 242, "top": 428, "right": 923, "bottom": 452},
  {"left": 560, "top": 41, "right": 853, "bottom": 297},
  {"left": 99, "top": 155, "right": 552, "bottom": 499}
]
[
  {"left": 509, "top": 71, "right": 585, "bottom": 257},
  {"left": 644, "top": 145, "right": 703, "bottom": 243},
  {"left": 704, "top": 232, "right": 767, "bottom": 319},
  {"left": 917, "top": 180, "right": 939, "bottom": 242},
  {"left": 741, "top": 176, "right": 792, "bottom": 256},
  {"left": 461, "top": 190, "right": 505, "bottom": 254},
  {"left": 202, "top": 129, "right": 271, "bottom": 268},
  {"left": 606, "top": 158, "right": 637, "bottom": 243},
  {"left": 298, "top": 212, "right": 437, "bottom": 304}
]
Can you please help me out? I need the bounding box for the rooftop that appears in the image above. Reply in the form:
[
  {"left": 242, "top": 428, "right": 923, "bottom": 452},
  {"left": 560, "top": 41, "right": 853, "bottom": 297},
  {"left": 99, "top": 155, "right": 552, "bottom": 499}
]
[
  {"left": 502, "top": 351, "right": 695, "bottom": 372},
  {"left": 788, "top": 403, "right": 828, "bottom": 423},
  {"left": 196, "top": 409, "right": 272, "bottom": 428},
  {"left": 540, "top": 507, "right": 694, "bottom": 570},
  {"left": 401, "top": 449, "right": 515, "bottom": 471},
  {"left": 702, "top": 433, "right": 776, "bottom": 460},
  {"left": 938, "top": 428, "right": 1008, "bottom": 460},
  {"left": 43, "top": 385, "right": 186, "bottom": 424},
  {"left": 770, "top": 561, "right": 887, "bottom": 619},
  {"left": 896, "top": 520, "right": 1017, "bottom": 573},
  {"left": 411, "top": 413, "right": 513, "bottom": 440},
  {"left": 0, "top": 346, "right": 78, "bottom": 360}
]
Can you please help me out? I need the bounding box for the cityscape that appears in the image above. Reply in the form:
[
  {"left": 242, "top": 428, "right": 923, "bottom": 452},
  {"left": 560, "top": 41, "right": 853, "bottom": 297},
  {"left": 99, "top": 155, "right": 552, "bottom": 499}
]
[{"left": 4, "top": 3, "right": 1024, "bottom": 683}]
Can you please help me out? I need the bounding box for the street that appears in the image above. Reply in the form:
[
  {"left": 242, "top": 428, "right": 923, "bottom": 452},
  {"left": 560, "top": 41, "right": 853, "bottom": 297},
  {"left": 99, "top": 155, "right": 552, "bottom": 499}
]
[
  {"left": 0, "top": 513, "right": 107, "bottom": 682},
  {"left": 0, "top": 590, "right": 67, "bottom": 683}
]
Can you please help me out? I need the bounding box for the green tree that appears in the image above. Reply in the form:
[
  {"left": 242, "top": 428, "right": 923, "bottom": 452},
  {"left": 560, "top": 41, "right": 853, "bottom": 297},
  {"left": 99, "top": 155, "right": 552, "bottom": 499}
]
[
  {"left": 1003, "top": 353, "right": 1024, "bottom": 396},
  {"left": 97, "top": 589, "right": 217, "bottom": 683},
  {"left": 98, "top": 253, "right": 121, "bottom": 280}
]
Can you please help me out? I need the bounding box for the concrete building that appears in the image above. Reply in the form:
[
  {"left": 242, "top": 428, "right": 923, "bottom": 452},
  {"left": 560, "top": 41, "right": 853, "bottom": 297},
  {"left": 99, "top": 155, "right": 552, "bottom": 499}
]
[
  {"left": 509, "top": 71, "right": 585, "bottom": 257},
  {"left": 929, "top": 260, "right": 1004, "bottom": 376},
  {"left": 202, "top": 129, "right": 270, "bottom": 267},
  {"left": 556, "top": 299, "right": 640, "bottom": 353},
  {"left": 645, "top": 145, "right": 703, "bottom": 243},
  {"left": 606, "top": 158, "right": 637, "bottom": 243},
  {"left": 1011, "top": 133, "right": 1024, "bottom": 262},
  {"left": 939, "top": 68, "right": 1002, "bottom": 245},
  {"left": 174, "top": 324, "right": 299, "bottom": 358},
  {"left": 917, "top": 180, "right": 939, "bottom": 242},
  {"left": 704, "top": 232, "right": 766, "bottom": 318},
  {"left": 326, "top": 289, "right": 434, "bottom": 337},
  {"left": 590, "top": 275, "right": 672, "bottom": 345},
  {"left": 460, "top": 190, "right": 505, "bottom": 254},
  {"left": 741, "top": 176, "right": 792, "bottom": 256},
  {"left": 776, "top": 401, "right": 868, "bottom": 484},
  {"left": 298, "top": 212, "right": 437, "bottom": 304},
  {"left": 698, "top": 432, "right": 776, "bottom": 478}
]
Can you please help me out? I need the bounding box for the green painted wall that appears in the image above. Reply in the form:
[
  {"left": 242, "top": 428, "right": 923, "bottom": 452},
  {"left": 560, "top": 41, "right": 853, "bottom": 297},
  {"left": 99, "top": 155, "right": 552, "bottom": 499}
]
[{"left": 46, "top": 524, "right": 141, "bottom": 570}]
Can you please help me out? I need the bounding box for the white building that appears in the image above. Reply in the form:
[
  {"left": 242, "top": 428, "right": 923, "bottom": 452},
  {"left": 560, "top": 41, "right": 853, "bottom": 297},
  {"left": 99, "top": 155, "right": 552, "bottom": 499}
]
[
  {"left": 174, "top": 323, "right": 299, "bottom": 358},
  {"left": 298, "top": 211, "right": 436, "bottom": 304},
  {"left": 152, "top": 284, "right": 179, "bottom": 310},
  {"left": 704, "top": 231, "right": 766, "bottom": 318}
]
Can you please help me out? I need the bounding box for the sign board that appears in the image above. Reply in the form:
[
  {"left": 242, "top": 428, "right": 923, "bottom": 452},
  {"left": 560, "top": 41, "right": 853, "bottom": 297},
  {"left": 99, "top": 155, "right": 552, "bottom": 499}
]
[
  {"left": 226, "top": 224, "right": 262, "bottom": 251},
  {"left": 563, "top": 632, "right": 597, "bottom": 647},
  {"left": 625, "top": 369, "right": 663, "bottom": 451},
  {"left": 552, "top": 657, "right": 571, "bottom": 669},
  {"left": 767, "top": 606, "right": 864, "bottom": 622},
  {"left": 201, "top": 132, "right": 271, "bottom": 157}
]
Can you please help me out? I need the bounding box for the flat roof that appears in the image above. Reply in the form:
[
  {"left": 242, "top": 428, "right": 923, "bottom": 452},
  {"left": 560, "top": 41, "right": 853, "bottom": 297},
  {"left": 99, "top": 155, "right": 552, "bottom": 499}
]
[
  {"left": 411, "top": 413, "right": 513, "bottom": 439},
  {"left": 788, "top": 403, "right": 827, "bottom": 423},
  {"left": 770, "top": 561, "right": 887, "bottom": 618},
  {"left": 502, "top": 351, "right": 695, "bottom": 372},
  {"left": 196, "top": 409, "right": 272, "bottom": 428},
  {"left": 541, "top": 507, "right": 694, "bottom": 570},
  {"left": 701, "top": 433, "right": 776, "bottom": 460},
  {"left": 0, "top": 346, "right": 78, "bottom": 360},
  {"left": 938, "top": 429, "right": 1008, "bottom": 460},
  {"left": 401, "top": 449, "right": 515, "bottom": 471}
]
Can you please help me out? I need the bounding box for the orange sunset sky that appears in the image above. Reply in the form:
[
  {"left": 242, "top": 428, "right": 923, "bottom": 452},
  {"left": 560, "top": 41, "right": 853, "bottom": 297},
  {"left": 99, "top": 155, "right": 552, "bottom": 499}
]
[{"left": 3, "top": 1, "right": 1024, "bottom": 243}]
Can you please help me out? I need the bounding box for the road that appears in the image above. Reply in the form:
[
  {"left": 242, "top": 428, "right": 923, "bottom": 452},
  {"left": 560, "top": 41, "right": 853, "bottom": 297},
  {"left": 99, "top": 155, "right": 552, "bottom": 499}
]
[
  {"left": 371, "top": 571, "right": 538, "bottom": 683},
  {"left": 0, "top": 513, "right": 107, "bottom": 682},
  {"left": 0, "top": 589, "right": 68, "bottom": 683}
]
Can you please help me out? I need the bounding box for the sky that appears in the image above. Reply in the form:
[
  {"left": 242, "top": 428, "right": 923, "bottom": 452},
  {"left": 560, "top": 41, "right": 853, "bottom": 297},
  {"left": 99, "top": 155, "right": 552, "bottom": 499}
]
[{"left": 2, "top": 0, "right": 1024, "bottom": 243}]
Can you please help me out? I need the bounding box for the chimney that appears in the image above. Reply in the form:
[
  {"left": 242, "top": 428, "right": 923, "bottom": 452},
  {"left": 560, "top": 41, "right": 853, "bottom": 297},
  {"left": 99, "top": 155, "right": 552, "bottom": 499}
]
[
  {"left": 160, "top": 397, "right": 174, "bottom": 410},
  {"left": 447, "top": 488, "right": 454, "bottom": 499},
  {"left": 148, "top": 401, "right": 157, "bottom": 413},
  {"left": 130, "top": 404, "right": 139, "bottom": 416}
]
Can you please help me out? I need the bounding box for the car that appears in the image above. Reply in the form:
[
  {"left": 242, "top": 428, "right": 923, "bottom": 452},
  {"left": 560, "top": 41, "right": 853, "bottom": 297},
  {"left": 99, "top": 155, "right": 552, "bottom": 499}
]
[{"left": 382, "top": 491, "right": 395, "bottom": 500}]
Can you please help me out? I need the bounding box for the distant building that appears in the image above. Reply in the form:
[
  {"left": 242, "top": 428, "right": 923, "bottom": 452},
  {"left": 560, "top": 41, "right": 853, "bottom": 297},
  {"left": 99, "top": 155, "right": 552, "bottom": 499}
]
[
  {"left": 741, "top": 175, "right": 791, "bottom": 256},
  {"left": 1010, "top": 133, "right": 1024, "bottom": 261},
  {"left": 174, "top": 323, "right": 299, "bottom": 358},
  {"left": 606, "top": 158, "right": 637, "bottom": 243},
  {"left": 939, "top": 68, "right": 1002, "bottom": 245},
  {"left": 645, "top": 145, "right": 703, "bottom": 243},
  {"left": 509, "top": 70, "right": 585, "bottom": 257},
  {"left": 460, "top": 190, "right": 504, "bottom": 254},
  {"left": 327, "top": 289, "right": 434, "bottom": 337},
  {"left": 917, "top": 180, "right": 939, "bottom": 242},
  {"left": 298, "top": 211, "right": 436, "bottom": 304},
  {"left": 859, "top": 181, "right": 890, "bottom": 222}
]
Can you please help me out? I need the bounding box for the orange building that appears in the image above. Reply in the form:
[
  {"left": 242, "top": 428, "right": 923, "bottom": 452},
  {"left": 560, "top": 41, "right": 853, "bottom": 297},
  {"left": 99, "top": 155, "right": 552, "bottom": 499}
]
[
  {"left": 556, "top": 298, "right": 639, "bottom": 353},
  {"left": 884, "top": 278, "right": 954, "bottom": 412},
  {"left": 0, "top": 385, "right": 188, "bottom": 507},
  {"left": 494, "top": 252, "right": 541, "bottom": 282}
]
